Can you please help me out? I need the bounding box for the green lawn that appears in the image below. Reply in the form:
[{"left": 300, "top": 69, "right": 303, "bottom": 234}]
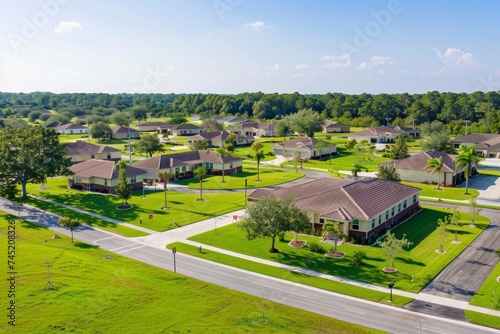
[
  {"left": 300, "top": 151, "right": 390, "bottom": 172},
  {"left": 0, "top": 214, "right": 379, "bottom": 334},
  {"left": 57, "top": 133, "right": 90, "bottom": 143},
  {"left": 402, "top": 182, "right": 479, "bottom": 200},
  {"left": 168, "top": 242, "right": 413, "bottom": 307},
  {"left": 465, "top": 310, "right": 500, "bottom": 330},
  {"left": 232, "top": 143, "right": 277, "bottom": 162},
  {"left": 27, "top": 177, "right": 246, "bottom": 231},
  {"left": 479, "top": 169, "right": 500, "bottom": 177},
  {"left": 188, "top": 206, "right": 490, "bottom": 292},
  {"left": 172, "top": 165, "right": 304, "bottom": 189},
  {"left": 469, "top": 262, "right": 500, "bottom": 310}
]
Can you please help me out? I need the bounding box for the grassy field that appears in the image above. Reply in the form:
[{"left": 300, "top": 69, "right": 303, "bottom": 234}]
[
  {"left": 0, "top": 214, "right": 379, "bottom": 334},
  {"left": 232, "top": 142, "right": 277, "bottom": 162},
  {"left": 168, "top": 242, "right": 413, "bottom": 307},
  {"left": 172, "top": 165, "right": 304, "bottom": 189},
  {"left": 465, "top": 310, "right": 500, "bottom": 330},
  {"left": 188, "top": 206, "right": 490, "bottom": 292},
  {"left": 469, "top": 262, "right": 500, "bottom": 310},
  {"left": 402, "top": 182, "right": 479, "bottom": 200},
  {"left": 27, "top": 177, "right": 246, "bottom": 231}
]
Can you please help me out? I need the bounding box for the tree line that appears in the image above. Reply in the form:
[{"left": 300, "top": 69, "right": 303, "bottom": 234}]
[{"left": 1, "top": 91, "right": 500, "bottom": 133}]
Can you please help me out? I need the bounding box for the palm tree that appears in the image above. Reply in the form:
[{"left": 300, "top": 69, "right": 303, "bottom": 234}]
[
  {"left": 322, "top": 222, "right": 340, "bottom": 254},
  {"left": 423, "top": 156, "right": 444, "bottom": 190},
  {"left": 193, "top": 165, "right": 207, "bottom": 201},
  {"left": 215, "top": 147, "right": 228, "bottom": 183},
  {"left": 455, "top": 145, "right": 480, "bottom": 194},
  {"left": 254, "top": 150, "right": 265, "bottom": 182},
  {"left": 157, "top": 170, "right": 174, "bottom": 209}
]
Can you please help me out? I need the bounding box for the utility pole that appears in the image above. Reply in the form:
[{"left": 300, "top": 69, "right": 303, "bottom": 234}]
[
  {"left": 463, "top": 120, "right": 471, "bottom": 136},
  {"left": 385, "top": 117, "right": 392, "bottom": 127}
]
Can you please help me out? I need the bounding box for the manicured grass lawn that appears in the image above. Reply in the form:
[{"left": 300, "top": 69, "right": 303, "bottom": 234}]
[
  {"left": 469, "top": 262, "right": 500, "bottom": 310},
  {"left": 479, "top": 169, "right": 500, "bottom": 177},
  {"left": 465, "top": 310, "right": 500, "bottom": 330},
  {"left": 172, "top": 165, "right": 304, "bottom": 189},
  {"left": 57, "top": 133, "right": 90, "bottom": 143},
  {"left": 302, "top": 152, "right": 390, "bottom": 172},
  {"left": 402, "top": 182, "right": 479, "bottom": 200},
  {"left": 232, "top": 143, "right": 277, "bottom": 162},
  {"left": 26, "top": 177, "right": 246, "bottom": 231},
  {"left": 189, "top": 206, "right": 490, "bottom": 292},
  {"left": 0, "top": 214, "right": 379, "bottom": 334},
  {"left": 25, "top": 198, "right": 148, "bottom": 237},
  {"left": 168, "top": 242, "right": 413, "bottom": 307}
]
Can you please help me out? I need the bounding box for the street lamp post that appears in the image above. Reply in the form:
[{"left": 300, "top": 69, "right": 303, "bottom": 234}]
[
  {"left": 388, "top": 281, "right": 395, "bottom": 302},
  {"left": 385, "top": 117, "right": 392, "bottom": 126}
]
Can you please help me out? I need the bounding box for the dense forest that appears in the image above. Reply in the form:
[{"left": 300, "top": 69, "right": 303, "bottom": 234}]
[{"left": 1, "top": 91, "right": 500, "bottom": 134}]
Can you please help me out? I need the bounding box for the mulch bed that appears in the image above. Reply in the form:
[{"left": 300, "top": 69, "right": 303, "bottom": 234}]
[
  {"left": 383, "top": 267, "right": 398, "bottom": 273},
  {"left": 325, "top": 252, "right": 346, "bottom": 259},
  {"left": 288, "top": 240, "right": 306, "bottom": 248}
]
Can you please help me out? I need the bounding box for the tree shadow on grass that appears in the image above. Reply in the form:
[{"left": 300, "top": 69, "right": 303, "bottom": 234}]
[
  {"left": 21, "top": 221, "right": 44, "bottom": 229},
  {"left": 74, "top": 242, "right": 98, "bottom": 249},
  {"left": 396, "top": 256, "right": 426, "bottom": 267}
]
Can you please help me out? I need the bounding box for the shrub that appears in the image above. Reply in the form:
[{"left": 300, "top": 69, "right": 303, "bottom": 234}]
[
  {"left": 308, "top": 242, "right": 325, "bottom": 254},
  {"left": 352, "top": 250, "right": 366, "bottom": 265}
]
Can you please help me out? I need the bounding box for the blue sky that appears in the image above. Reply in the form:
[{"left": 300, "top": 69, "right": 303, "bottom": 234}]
[{"left": 1, "top": 0, "right": 499, "bottom": 94}]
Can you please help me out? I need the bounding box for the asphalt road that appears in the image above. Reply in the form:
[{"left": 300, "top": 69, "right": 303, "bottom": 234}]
[{"left": 4, "top": 199, "right": 499, "bottom": 334}]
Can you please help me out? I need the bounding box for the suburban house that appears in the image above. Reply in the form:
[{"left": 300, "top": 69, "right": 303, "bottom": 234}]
[
  {"left": 132, "top": 150, "right": 243, "bottom": 180},
  {"left": 451, "top": 133, "right": 500, "bottom": 158},
  {"left": 380, "top": 150, "right": 463, "bottom": 186},
  {"left": 136, "top": 122, "right": 170, "bottom": 132},
  {"left": 348, "top": 125, "right": 420, "bottom": 149},
  {"left": 168, "top": 123, "right": 205, "bottom": 136},
  {"left": 68, "top": 159, "right": 146, "bottom": 193},
  {"left": 248, "top": 177, "right": 421, "bottom": 240},
  {"left": 227, "top": 120, "right": 275, "bottom": 137},
  {"left": 322, "top": 120, "right": 350, "bottom": 133},
  {"left": 110, "top": 126, "right": 141, "bottom": 140},
  {"left": 191, "top": 114, "right": 201, "bottom": 122},
  {"left": 52, "top": 123, "right": 89, "bottom": 134},
  {"left": 187, "top": 130, "right": 254, "bottom": 148},
  {"left": 156, "top": 124, "right": 175, "bottom": 134},
  {"left": 272, "top": 137, "right": 336, "bottom": 159},
  {"left": 66, "top": 141, "right": 122, "bottom": 164},
  {"left": 215, "top": 116, "right": 248, "bottom": 126}
]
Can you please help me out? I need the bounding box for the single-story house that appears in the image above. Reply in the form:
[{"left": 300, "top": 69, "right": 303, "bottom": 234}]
[
  {"left": 52, "top": 123, "right": 89, "bottom": 134},
  {"left": 110, "top": 126, "right": 141, "bottom": 140},
  {"left": 227, "top": 121, "right": 275, "bottom": 137},
  {"left": 451, "top": 133, "right": 500, "bottom": 158},
  {"left": 272, "top": 137, "right": 336, "bottom": 159},
  {"left": 66, "top": 141, "right": 122, "bottom": 164},
  {"left": 168, "top": 123, "right": 205, "bottom": 136},
  {"left": 187, "top": 130, "right": 254, "bottom": 148},
  {"left": 68, "top": 159, "right": 146, "bottom": 194},
  {"left": 191, "top": 114, "right": 201, "bottom": 122},
  {"left": 322, "top": 120, "right": 350, "bottom": 133},
  {"left": 348, "top": 126, "right": 420, "bottom": 149},
  {"left": 136, "top": 122, "right": 170, "bottom": 132},
  {"left": 156, "top": 124, "right": 175, "bottom": 134},
  {"left": 380, "top": 150, "right": 465, "bottom": 186},
  {"left": 132, "top": 150, "right": 243, "bottom": 180},
  {"left": 248, "top": 177, "right": 421, "bottom": 240}
]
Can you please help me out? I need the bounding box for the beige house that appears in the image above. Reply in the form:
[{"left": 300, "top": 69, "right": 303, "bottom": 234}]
[
  {"left": 66, "top": 141, "right": 121, "bottom": 164},
  {"left": 168, "top": 124, "right": 205, "bottom": 136},
  {"left": 272, "top": 137, "right": 336, "bottom": 159},
  {"left": 187, "top": 130, "right": 254, "bottom": 148},
  {"left": 110, "top": 126, "right": 141, "bottom": 140},
  {"left": 132, "top": 150, "right": 243, "bottom": 180},
  {"left": 136, "top": 122, "right": 170, "bottom": 132},
  {"left": 322, "top": 120, "right": 350, "bottom": 133},
  {"left": 381, "top": 150, "right": 462, "bottom": 186},
  {"left": 249, "top": 177, "right": 420, "bottom": 241},
  {"left": 349, "top": 126, "right": 420, "bottom": 149},
  {"left": 451, "top": 133, "right": 500, "bottom": 158},
  {"left": 227, "top": 121, "right": 275, "bottom": 137},
  {"left": 53, "top": 123, "right": 89, "bottom": 134},
  {"left": 68, "top": 160, "right": 146, "bottom": 194}
]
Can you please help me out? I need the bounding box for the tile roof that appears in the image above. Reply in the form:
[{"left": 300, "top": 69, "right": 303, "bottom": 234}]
[
  {"left": 189, "top": 130, "right": 229, "bottom": 141},
  {"left": 136, "top": 122, "right": 170, "bottom": 127},
  {"left": 451, "top": 134, "right": 500, "bottom": 148},
  {"left": 382, "top": 150, "right": 455, "bottom": 173},
  {"left": 131, "top": 150, "right": 242, "bottom": 170},
  {"left": 350, "top": 126, "right": 402, "bottom": 137},
  {"left": 69, "top": 160, "right": 147, "bottom": 179},
  {"left": 273, "top": 137, "right": 334, "bottom": 150},
  {"left": 53, "top": 123, "right": 88, "bottom": 130},
  {"left": 66, "top": 141, "right": 121, "bottom": 156},
  {"left": 248, "top": 177, "right": 420, "bottom": 221},
  {"left": 110, "top": 126, "right": 140, "bottom": 134},
  {"left": 171, "top": 123, "right": 203, "bottom": 130},
  {"left": 323, "top": 120, "right": 349, "bottom": 128}
]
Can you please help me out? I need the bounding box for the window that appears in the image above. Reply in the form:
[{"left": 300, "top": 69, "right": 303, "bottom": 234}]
[
  {"left": 403, "top": 200, "right": 407, "bottom": 209},
  {"left": 352, "top": 221, "right": 359, "bottom": 230},
  {"left": 91, "top": 154, "right": 95, "bottom": 159},
  {"left": 229, "top": 163, "right": 233, "bottom": 169},
  {"left": 371, "top": 219, "right": 375, "bottom": 229},
  {"left": 413, "top": 195, "right": 417, "bottom": 203},
  {"left": 130, "top": 177, "right": 136, "bottom": 183},
  {"left": 107, "top": 153, "right": 111, "bottom": 159},
  {"left": 319, "top": 218, "right": 325, "bottom": 225},
  {"left": 391, "top": 207, "right": 395, "bottom": 217},
  {"left": 398, "top": 203, "right": 401, "bottom": 212},
  {"left": 182, "top": 166, "right": 186, "bottom": 172},
  {"left": 378, "top": 215, "right": 382, "bottom": 225},
  {"left": 385, "top": 211, "right": 389, "bottom": 220},
  {"left": 104, "top": 180, "right": 107, "bottom": 186}
]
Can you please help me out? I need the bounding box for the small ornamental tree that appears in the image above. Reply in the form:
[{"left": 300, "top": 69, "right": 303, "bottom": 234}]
[
  {"left": 193, "top": 165, "right": 207, "bottom": 201},
  {"left": 450, "top": 208, "right": 462, "bottom": 244},
  {"left": 377, "top": 164, "right": 401, "bottom": 182},
  {"left": 58, "top": 217, "right": 82, "bottom": 243},
  {"left": 379, "top": 231, "right": 412, "bottom": 272},
  {"left": 136, "top": 133, "right": 164, "bottom": 157},
  {"left": 114, "top": 161, "right": 132, "bottom": 208},
  {"left": 437, "top": 215, "right": 450, "bottom": 254},
  {"left": 157, "top": 171, "right": 174, "bottom": 209},
  {"left": 390, "top": 134, "right": 410, "bottom": 160},
  {"left": 469, "top": 198, "right": 481, "bottom": 227}
]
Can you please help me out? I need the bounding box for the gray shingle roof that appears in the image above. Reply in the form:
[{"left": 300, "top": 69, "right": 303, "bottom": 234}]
[
  {"left": 382, "top": 150, "right": 455, "bottom": 173},
  {"left": 273, "top": 137, "right": 333, "bottom": 150},
  {"left": 66, "top": 141, "right": 120, "bottom": 156},
  {"left": 69, "top": 160, "right": 147, "bottom": 179},
  {"left": 131, "top": 150, "right": 242, "bottom": 170}
]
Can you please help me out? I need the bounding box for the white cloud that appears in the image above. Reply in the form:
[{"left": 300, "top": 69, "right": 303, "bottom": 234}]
[
  {"left": 296, "top": 64, "right": 309, "bottom": 70},
  {"left": 243, "top": 21, "right": 268, "bottom": 31},
  {"left": 430, "top": 48, "right": 477, "bottom": 76},
  {"left": 356, "top": 56, "right": 394, "bottom": 70},
  {"left": 54, "top": 21, "right": 83, "bottom": 34},
  {"left": 378, "top": 69, "right": 386, "bottom": 75},
  {"left": 321, "top": 54, "right": 351, "bottom": 69},
  {"left": 264, "top": 64, "right": 280, "bottom": 75}
]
